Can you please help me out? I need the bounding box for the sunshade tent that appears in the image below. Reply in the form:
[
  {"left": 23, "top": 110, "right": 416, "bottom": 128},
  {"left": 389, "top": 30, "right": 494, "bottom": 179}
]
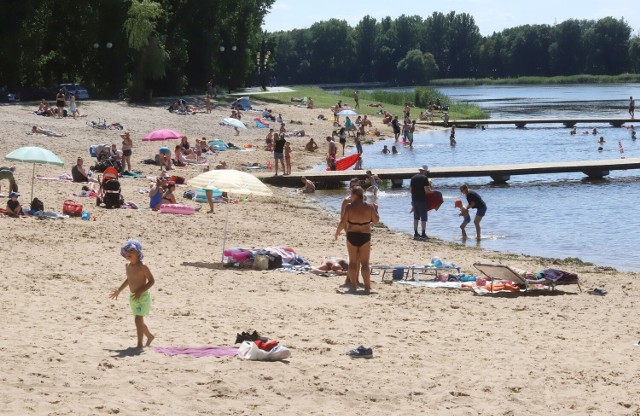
[
  {"left": 221, "top": 118, "right": 247, "bottom": 130},
  {"left": 187, "top": 169, "right": 272, "bottom": 261},
  {"left": 143, "top": 129, "right": 183, "bottom": 141},
  {"left": 5, "top": 146, "right": 64, "bottom": 202}
]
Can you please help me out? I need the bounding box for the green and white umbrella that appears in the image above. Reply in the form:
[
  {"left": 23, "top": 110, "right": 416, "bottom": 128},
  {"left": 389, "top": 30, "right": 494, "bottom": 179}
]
[{"left": 5, "top": 146, "right": 64, "bottom": 202}]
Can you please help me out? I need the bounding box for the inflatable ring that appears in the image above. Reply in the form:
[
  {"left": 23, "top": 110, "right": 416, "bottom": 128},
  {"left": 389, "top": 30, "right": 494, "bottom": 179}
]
[{"left": 159, "top": 204, "right": 196, "bottom": 215}]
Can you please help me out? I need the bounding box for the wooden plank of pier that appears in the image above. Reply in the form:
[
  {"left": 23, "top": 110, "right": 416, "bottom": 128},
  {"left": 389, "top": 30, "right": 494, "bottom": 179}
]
[
  {"left": 420, "top": 117, "right": 636, "bottom": 128},
  {"left": 256, "top": 158, "right": 640, "bottom": 187}
]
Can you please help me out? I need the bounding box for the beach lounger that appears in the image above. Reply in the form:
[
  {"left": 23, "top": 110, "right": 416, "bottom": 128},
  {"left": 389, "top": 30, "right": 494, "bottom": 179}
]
[
  {"left": 371, "top": 264, "right": 462, "bottom": 282},
  {"left": 473, "top": 263, "right": 581, "bottom": 292}
]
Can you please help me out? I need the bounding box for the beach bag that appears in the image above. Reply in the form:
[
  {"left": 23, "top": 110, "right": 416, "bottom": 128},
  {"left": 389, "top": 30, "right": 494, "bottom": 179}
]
[
  {"left": 392, "top": 267, "right": 405, "bottom": 280},
  {"left": 63, "top": 199, "right": 83, "bottom": 217},
  {"left": 253, "top": 254, "right": 269, "bottom": 271},
  {"left": 31, "top": 197, "right": 44, "bottom": 212}
]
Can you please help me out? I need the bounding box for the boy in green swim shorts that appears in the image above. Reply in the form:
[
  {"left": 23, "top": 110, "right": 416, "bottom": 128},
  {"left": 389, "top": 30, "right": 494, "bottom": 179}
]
[{"left": 109, "top": 239, "right": 155, "bottom": 349}]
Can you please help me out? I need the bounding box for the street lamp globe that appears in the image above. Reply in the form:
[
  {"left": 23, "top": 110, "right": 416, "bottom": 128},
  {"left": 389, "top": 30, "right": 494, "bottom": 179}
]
[
  {"left": 219, "top": 46, "right": 225, "bottom": 52},
  {"left": 106, "top": 42, "right": 113, "bottom": 49},
  {"left": 231, "top": 45, "right": 237, "bottom": 51},
  {"left": 93, "top": 43, "right": 100, "bottom": 49}
]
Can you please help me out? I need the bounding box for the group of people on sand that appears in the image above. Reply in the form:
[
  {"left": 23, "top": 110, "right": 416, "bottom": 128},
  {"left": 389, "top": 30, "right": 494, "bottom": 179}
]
[
  {"left": 154, "top": 136, "right": 213, "bottom": 170},
  {"left": 36, "top": 91, "right": 84, "bottom": 119}
]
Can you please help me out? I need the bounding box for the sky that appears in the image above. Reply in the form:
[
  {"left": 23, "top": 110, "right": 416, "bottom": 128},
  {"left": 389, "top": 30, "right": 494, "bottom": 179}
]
[{"left": 263, "top": 0, "right": 640, "bottom": 36}]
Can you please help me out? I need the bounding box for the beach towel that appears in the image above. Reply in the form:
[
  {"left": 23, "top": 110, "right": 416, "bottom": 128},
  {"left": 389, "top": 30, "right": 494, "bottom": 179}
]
[{"left": 153, "top": 346, "right": 239, "bottom": 358}]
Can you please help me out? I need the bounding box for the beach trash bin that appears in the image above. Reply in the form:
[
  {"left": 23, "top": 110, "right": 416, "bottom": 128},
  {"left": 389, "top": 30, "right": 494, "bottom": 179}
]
[{"left": 392, "top": 267, "right": 405, "bottom": 280}]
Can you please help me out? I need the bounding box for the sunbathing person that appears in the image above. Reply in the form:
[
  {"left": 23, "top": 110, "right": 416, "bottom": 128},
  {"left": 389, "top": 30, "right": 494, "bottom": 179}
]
[
  {"left": 6, "top": 192, "right": 24, "bottom": 217},
  {"left": 36, "top": 99, "right": 54, "bottom": 116},
  {"left": 162, "top": 182, "right": 177, "bottom": 204},
  {"left": 310, "top": 258, "right": 349, "bottom": 275},
  {"left": 368, "top": 103, "right": 384, "bottom": 108},
  {"left": 71, "top": 157, "right": 98, "bottom": 183},
  {"left": 173, "top": 145, "right": 187, "bottom": 167},
  {"left": 305, "top": 138, "right": 319, "bottom": 152},
  {"left": 31, "top": 125, "right": 65, "bottom": 137},
  {"left": 149, "top": 177, "right": 168, "bottom": 209},
  {"left": 155, "top": 149, "right": 173, "bottom": 171}
]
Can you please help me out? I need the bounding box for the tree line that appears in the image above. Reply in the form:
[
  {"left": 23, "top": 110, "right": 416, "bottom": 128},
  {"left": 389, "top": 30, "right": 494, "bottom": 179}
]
[
  {"left": 270, "top": 13, "right": 640, "bottom": 85},
  {"left": 0, "top": 0, "right": 274, "bottom": 100},
  {"left": 3, "top": 4, "right": 640, "bottom": 99}
]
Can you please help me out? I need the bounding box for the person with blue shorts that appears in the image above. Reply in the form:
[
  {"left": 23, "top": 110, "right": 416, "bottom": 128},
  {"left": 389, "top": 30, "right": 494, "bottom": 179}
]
[
  {"left": 409, "top": 165, "right": 432, "bottom": 240},
  {"left": 460, "top": 184, "right": 487, "bottom": 241}
]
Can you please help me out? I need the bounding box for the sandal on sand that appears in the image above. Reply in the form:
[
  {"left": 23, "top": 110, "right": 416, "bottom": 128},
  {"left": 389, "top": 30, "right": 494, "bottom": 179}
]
[
  {"left": 589, "top": 288, "right": 608, "bottom": 296},
  {"left": 346, "top": 346, "right": 373, "bottom": 358}
]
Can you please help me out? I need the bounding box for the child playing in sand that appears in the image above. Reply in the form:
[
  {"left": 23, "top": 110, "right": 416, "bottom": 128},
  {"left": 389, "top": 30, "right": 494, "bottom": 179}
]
[
  {"left": 109, "top": 240, "right": 155, "bottom": 349},
  {"left": 455, "top": 199, "right": 471, "bottom": 239}
]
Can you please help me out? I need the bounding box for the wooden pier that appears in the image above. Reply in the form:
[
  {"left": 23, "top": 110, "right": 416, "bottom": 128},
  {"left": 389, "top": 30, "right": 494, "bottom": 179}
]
[
  {"left": 256, "top": 158, "right": 640, "bottom": 187},
  {"left": 421, "top": 117, "right": 636, "bottom": 128}
]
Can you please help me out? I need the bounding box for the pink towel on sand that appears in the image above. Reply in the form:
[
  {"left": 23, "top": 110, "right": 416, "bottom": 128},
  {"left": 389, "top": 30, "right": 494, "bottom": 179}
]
[{"left": 154, "top": 346, "right": 238, "bottom": 358}]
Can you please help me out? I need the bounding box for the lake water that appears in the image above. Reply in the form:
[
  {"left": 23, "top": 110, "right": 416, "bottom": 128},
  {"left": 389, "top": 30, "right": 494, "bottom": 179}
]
[{"left": 313, "top": 84, "right": 640, "bottom": 271}]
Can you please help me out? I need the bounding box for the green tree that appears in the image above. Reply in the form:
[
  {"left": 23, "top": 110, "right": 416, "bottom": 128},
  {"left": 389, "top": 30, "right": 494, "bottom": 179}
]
[
  {"left": 353, "top": 15, "right": 378, "bottom": 82},
  {"left": 629, "top": 36, "right": 640, "bottom": 73},
  {"left": 396, "top": 49, "right": 438, "bottom": 85},
  {"left": 124, "top": 0, "right": 169, "bottom": 100},
  {"left": 584, "top": 17, "right": 631, "bottom": 74}
]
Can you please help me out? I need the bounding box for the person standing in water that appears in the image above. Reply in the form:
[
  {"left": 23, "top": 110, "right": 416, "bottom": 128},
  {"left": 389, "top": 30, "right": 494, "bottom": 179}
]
[{"left": 460, "top": 184, "right": 487, "bottom": 241}]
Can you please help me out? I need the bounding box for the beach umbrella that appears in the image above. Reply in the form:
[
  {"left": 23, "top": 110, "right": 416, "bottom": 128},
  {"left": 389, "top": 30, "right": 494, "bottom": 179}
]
[
  {"left": 187, "top": 169, "right": 272, "bottom": 261},
  {"left": 143, "top": 129, "right": 183, "bottom": 141},
  {"left": 337, "top": 109, "right": 358, "bottom": 116},
  {"left": 221, "top": 117, "right": 247, "bottom": 130},
  {"left": 5, "top": 146, "right": 64, "bottom": 202}
]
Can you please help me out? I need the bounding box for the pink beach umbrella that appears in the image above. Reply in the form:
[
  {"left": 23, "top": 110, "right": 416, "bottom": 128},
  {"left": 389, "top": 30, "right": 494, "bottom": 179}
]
[{"left": 143, "top": 129, "right": 183, "bottom": 141}]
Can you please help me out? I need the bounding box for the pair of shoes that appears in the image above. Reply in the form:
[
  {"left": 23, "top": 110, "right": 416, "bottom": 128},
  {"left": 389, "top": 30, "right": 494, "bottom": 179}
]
[
  {"left": 421, "top": 233, "right": 429, "bottom": 240},
  {"left": 346, "top": 345, "right": 373, "bottom": 358},
  {"left": 589, "top": 288, "right": 608, "bottom": 296},
  {"left": 413, "top": 232, "right": 421, "bottom": 240},
  {"left": 235, "top": 330, "right": 269, "bottom": 344}
]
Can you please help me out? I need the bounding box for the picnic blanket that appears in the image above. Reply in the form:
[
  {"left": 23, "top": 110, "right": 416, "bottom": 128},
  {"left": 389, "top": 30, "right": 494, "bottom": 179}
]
[{"left": 153, "top": 346, "right": 238, "bottom": 358}]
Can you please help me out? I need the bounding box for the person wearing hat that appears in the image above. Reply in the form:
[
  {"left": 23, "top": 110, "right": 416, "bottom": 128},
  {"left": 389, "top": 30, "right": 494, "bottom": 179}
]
[
  {"left": 6, "top": 192, "right": 24, "bottom": 217},
  {"left": 409, "top": 165, "right": 432, "bottom": 240}
]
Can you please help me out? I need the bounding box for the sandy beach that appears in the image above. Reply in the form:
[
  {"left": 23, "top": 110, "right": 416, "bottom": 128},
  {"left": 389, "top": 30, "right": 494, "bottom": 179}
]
[{"left": 1, "top": 96, "right": 639, "bottom": 415}]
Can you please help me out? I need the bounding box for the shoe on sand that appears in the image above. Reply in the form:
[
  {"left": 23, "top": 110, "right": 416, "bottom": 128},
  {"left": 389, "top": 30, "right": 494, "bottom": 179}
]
[{"left": 346, "top": 346, "right": 373, "bottom": 358}]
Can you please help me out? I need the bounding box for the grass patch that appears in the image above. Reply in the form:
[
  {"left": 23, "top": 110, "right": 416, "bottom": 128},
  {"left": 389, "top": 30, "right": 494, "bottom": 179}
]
[{"left": 251, "top": 86, "right": 486, "bottom": 120}]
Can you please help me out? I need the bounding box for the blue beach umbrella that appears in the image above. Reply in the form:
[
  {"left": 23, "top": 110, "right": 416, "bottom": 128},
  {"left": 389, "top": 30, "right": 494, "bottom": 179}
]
[{"left": 5, "top": 146, "right": 64, "bottom": 202}]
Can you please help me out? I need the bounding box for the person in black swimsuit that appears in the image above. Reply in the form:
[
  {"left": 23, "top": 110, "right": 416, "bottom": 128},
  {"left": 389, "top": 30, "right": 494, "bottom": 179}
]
[
  {"left": 335, "top": 186, "right": 380, "bottom": 293},
  {"left": 55, "top": 89, "right": 65, "bottom": 119}
]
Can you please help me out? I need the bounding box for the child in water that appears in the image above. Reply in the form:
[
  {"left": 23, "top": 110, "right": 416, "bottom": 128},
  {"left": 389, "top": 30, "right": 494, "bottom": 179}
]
[
  {"left": 109, "top": 240, "right": 155, "bottom": 349},
  {"left": 455, "top": 199, "right": 471, "bottom": 239}
]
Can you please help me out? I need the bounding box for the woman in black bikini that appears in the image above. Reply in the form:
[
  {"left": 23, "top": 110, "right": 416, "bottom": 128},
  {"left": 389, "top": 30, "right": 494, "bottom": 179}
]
[
  {"left": 335, "top": 186, "right": 379, "bottom": 293},
  {"left": 55, "top": 89, "right": 65, "bottom": 119}
]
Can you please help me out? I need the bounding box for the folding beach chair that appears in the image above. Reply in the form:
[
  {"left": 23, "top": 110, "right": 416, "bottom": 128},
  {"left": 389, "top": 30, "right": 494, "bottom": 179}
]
[{"left": 473, "top": 263, "right": 581, "bottom": 293}]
